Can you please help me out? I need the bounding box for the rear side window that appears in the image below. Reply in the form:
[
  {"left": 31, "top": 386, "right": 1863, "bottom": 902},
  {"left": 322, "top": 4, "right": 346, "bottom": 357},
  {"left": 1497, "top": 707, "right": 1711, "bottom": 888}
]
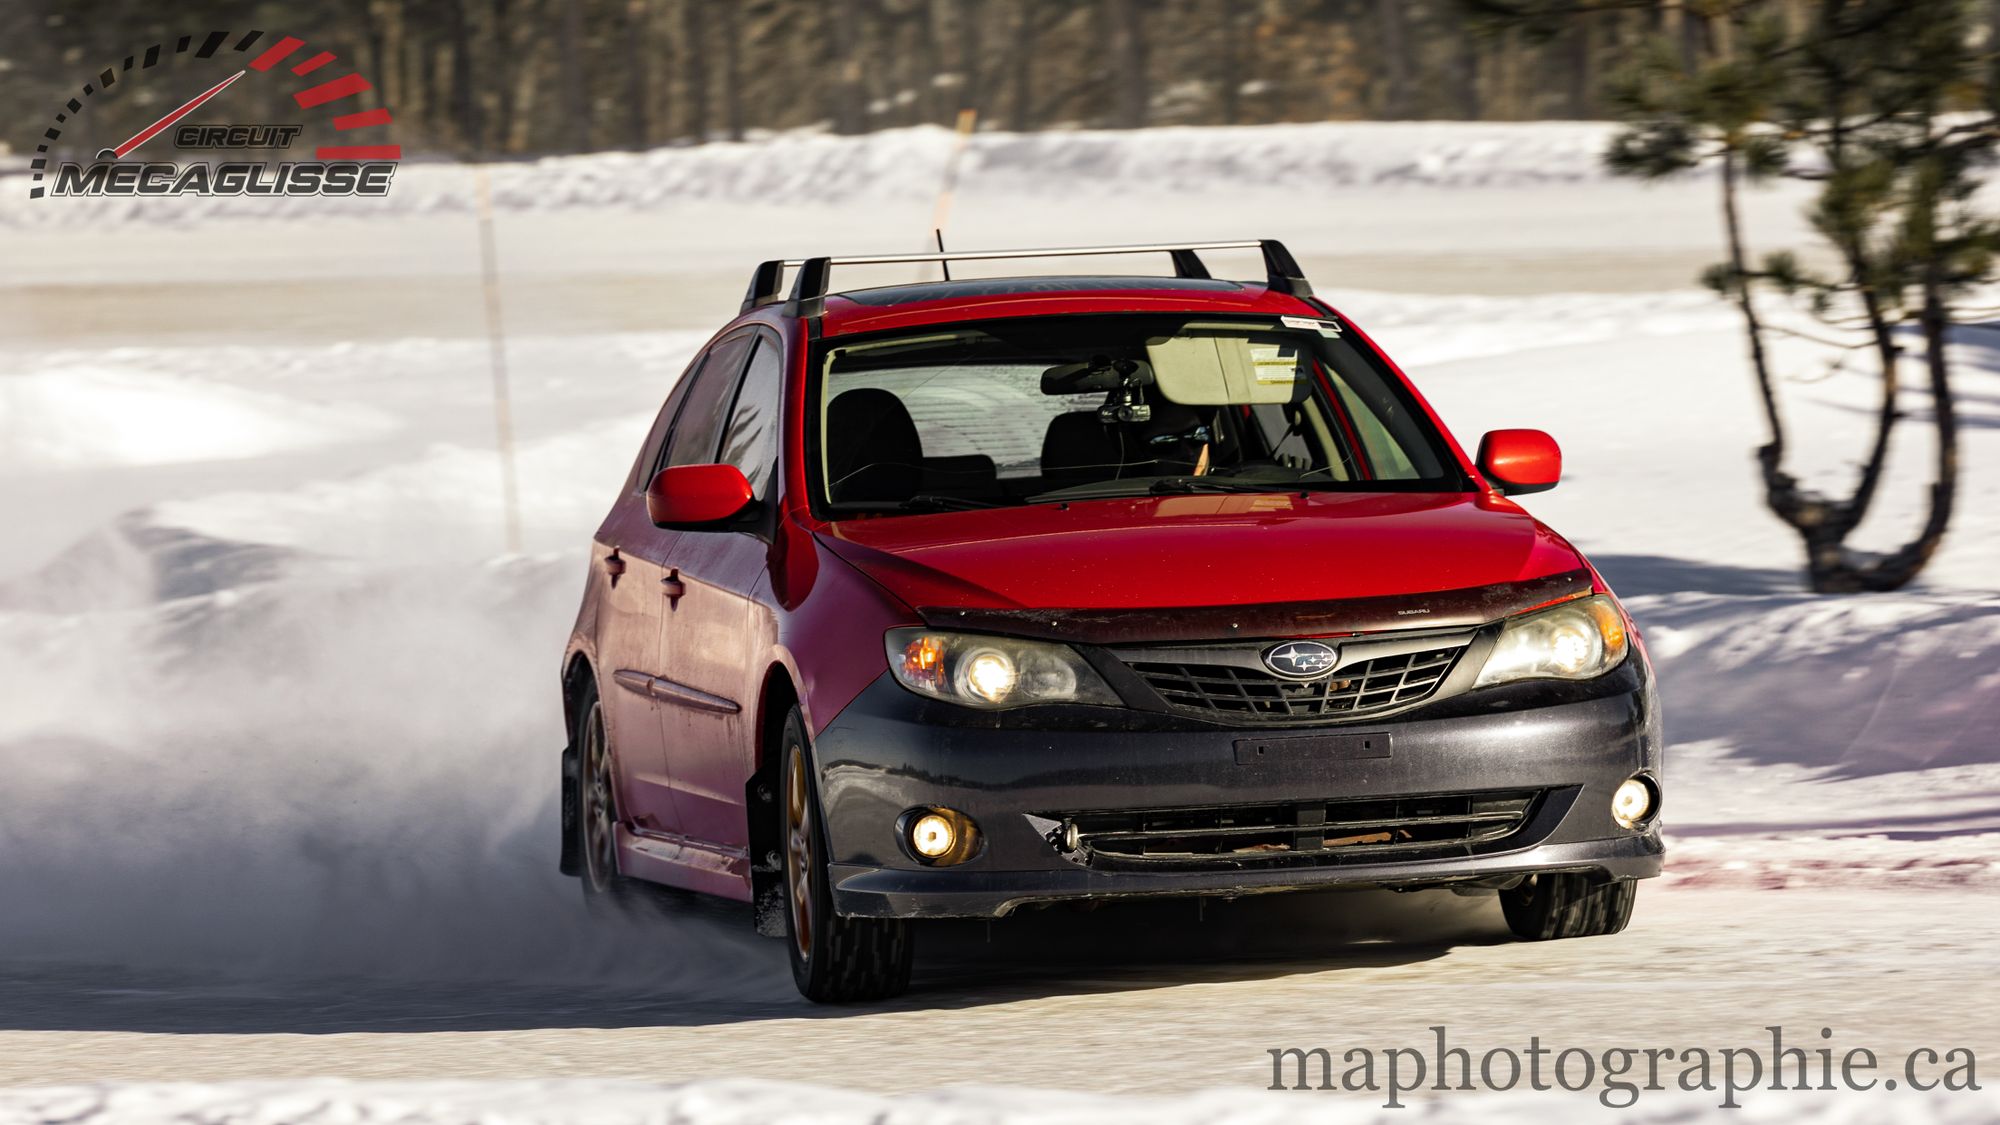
[
  {"left": 664, "top": 334, "right": 755, "bottom": 468},
  {"left": 716, "top": 336, "right": 785, "bottom": 500}
]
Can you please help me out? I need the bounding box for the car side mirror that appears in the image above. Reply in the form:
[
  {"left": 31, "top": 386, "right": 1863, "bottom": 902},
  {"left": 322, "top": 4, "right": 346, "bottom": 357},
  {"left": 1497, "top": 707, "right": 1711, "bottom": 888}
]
[
  {"left": 1476, "top": 429, "right": 1561, "bottom": 496},
  {"left": 647, "top": 464, "right": 754, "bottom": 527}
]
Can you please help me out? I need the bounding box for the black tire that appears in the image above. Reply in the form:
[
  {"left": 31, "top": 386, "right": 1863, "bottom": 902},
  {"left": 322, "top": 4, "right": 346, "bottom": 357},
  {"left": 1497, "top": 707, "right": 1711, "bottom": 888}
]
[
  {"left": 1501, "top": 872, "right": 1638, "bottom": 940},
  {"left": 779, "top": 707, "right": 913, "bottom": 1003},
  {"left": 574, "top": 680, "right": 648, "bottom": 914}
]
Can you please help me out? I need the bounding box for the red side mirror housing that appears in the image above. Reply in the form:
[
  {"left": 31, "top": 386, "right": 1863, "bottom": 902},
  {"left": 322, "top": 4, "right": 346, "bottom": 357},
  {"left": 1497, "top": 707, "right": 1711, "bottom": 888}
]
[
  {"left": 647, "top": 464, "right": 754, "bottom": 527},
  {"left": 1476, "top": 429, "right": 1561, "bottom": 496}
]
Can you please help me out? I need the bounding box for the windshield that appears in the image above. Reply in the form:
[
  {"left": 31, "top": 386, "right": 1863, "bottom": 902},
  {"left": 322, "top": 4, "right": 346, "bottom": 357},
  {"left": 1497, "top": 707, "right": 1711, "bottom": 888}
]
[{"left": 811, "top": 313, "right": 1466, "bottom": 515}]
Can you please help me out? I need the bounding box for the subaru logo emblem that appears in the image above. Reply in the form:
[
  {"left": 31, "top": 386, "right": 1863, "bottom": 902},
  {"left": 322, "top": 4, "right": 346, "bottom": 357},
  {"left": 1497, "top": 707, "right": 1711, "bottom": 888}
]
[{"left": 1263, "top": 640, "right": 1339, "bottom": 679}]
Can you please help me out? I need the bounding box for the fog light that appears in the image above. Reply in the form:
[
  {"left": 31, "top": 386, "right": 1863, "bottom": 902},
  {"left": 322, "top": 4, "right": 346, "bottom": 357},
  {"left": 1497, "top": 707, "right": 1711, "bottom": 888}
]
[
  {"left": 901, "top": 807, "right": 981, "bottom": 865},
  {"left": 910, "top": 813, "right": 957, "bottom": 858},
  {"left": 1612, "top": 776, "right": 1656, "bottom": 829}
]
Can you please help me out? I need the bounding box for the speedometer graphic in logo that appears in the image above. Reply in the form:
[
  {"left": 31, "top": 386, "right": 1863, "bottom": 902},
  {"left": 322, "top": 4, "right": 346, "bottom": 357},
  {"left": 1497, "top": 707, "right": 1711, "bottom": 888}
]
[{"left": 28, "top": 29, "right": 400, "bottom": 200}]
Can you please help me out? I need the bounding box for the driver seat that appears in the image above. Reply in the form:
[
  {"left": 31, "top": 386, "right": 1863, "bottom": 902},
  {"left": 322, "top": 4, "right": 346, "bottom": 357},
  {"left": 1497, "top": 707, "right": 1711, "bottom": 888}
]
[
  {"left": 1040, "top": 412, "right": 1125, "bottom": 489},
  {"left": 827, "top": 389, "right": 924, "bottom": 503}
]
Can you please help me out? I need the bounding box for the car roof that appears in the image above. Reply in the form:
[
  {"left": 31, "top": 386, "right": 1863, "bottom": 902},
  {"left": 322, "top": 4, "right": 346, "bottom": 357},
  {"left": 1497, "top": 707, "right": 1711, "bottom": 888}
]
[
  {"left": 727, "top": 240, "right": 1327, "bottom": 338},
  {"left": 815, "top": 275, "right": 1323, "bottom": 337}
]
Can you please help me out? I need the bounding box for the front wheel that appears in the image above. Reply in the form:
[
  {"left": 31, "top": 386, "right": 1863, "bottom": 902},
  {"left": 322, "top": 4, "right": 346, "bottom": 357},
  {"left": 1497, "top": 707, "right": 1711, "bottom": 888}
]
[
  {"left": 779, "top": 707, "right": 913, "bottom": 1003},
  {"left": 1501, "top": 872, "right": 1638, "bottom": 940}
]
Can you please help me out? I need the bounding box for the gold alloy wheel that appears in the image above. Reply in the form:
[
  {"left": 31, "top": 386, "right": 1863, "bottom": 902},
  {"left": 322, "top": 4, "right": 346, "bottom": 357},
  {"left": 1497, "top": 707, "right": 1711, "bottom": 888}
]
[
  {"left": 582, "top": 701, "right": 618, "bottom": 890},
  {"left": 784, "top": 739, "right": 814, "bottom": 961}
]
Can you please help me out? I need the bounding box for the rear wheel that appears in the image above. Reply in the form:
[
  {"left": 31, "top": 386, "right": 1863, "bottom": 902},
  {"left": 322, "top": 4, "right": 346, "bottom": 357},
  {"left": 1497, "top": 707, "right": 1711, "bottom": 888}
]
[
  {"left": 1501, "top": 872, "right": 1638, "bottom": 940},
  {"left": 779, "top": 707, "right": 913, "bottom": 1003},
  {"left": 576, "top": 682, "right": 646, "bottom": 913}
]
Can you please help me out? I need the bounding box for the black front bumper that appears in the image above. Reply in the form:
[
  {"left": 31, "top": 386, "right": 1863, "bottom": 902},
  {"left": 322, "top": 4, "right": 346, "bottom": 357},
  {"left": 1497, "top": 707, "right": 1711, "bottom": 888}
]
[{"left": 812, "top": 661, "right": 1663, "bottom": 919}]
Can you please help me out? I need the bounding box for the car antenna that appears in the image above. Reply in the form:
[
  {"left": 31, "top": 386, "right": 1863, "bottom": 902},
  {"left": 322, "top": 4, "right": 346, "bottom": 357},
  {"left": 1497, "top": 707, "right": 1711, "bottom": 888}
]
[{"left": 935, "top": 229, "right": 950, "bottom": 281}]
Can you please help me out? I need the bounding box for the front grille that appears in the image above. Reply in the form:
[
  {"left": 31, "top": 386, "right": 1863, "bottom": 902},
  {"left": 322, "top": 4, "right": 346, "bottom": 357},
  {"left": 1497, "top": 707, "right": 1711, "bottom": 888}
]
[
  {"left": 1048, "top": 790, "right": 1541, "bottom": 871},
  {"left": 1129, "top": 647, "right": 1461, "bottom": 722}
]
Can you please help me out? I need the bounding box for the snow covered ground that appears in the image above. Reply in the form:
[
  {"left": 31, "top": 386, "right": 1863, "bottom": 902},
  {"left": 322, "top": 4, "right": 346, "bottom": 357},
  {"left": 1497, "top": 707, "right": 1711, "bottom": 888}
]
[
  {"left": 0, "top": 120, "right": 1661, "bottom": 228},
  {"left": 3, "top": 1080, "right": 1996, "bottom": 1125},
  {"left": 1, "top": 121, "right": 1997, "bottom": 1120}
]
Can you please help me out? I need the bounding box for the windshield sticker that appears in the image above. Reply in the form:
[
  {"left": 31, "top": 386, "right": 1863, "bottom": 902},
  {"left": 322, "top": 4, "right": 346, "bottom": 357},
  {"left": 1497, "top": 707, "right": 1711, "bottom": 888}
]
[
  {"left": 1280, "top": 315, "right": 1343, "bottom": 337},
  {"left": 1250, "top": 341, "right": 1303, "bottom": 384}
]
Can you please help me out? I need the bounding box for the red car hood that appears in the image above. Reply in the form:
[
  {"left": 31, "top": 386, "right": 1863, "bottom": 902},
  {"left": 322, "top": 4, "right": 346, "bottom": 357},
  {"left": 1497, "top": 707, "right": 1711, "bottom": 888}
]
[{"left": 816, "top": 491, "right": 1588, "bottom": 620}]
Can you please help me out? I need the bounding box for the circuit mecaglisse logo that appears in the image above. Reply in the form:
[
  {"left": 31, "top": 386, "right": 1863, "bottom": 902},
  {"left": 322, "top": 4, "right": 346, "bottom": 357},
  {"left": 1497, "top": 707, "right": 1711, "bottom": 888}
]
[{"left": 30, "top": 28, "right": 400, "bottom": 199}]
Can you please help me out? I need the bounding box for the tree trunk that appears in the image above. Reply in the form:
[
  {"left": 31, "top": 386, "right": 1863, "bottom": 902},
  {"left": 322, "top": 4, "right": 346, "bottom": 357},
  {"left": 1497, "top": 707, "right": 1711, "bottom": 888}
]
[
  {"left": 682, "top": 0, "right": 710, "bottom": 142},
  {"left": 1719, "top": 145, "right": 1787, "bottom": 459},
  {"left": 414, "top": 29, "right": 437, "bottom": 145},
  {"left": 719, "top": 0, "right": 745, "bottom": 141},
  {"left": 625, "top": 0, "right": 651, "bottom": 149},
  {"left": 913, "top": 2, "right": 941, "bottom": 122},
  {"left": 955, "top": 0, "right": 985, "bottom": 117},
  {"left": 1009, "top": 0, "right": 1035, "bottom": 130},
  {"left": 1374, "top": 0, "right": 1411, "bottom": 119},
  {"left": 491, "top": 0, "right": 516, "bottom": 152},
  {"left": 558, "top": 0, "right": 585, "bottom": 151},
  {"left": 1498, "top": 26, "right": 1523, "bottom": 120},
  {"left": 1217, "top": 1, "right": 1242, "bottom": 125},
  {"left": 1103, "top": 0, "right": 1148, "bottom": 128},
  {"left": 1454, "top": 6, "right": 1483, "bottom": 120},
  {"left": 1856, "top": 268, "right": 1964, "bottom": 589},
  {"left": 829, "top": 0, "right": 866, "bottom": 133},
  {"left": 445, "top": 0, "right": 482, "bottom": 153},
  {"left": 1565, "top": 10, "right": 1594, "bottom": 119},
  {"left": 363, "top": 2, "right": 390, "bottom": 118}
]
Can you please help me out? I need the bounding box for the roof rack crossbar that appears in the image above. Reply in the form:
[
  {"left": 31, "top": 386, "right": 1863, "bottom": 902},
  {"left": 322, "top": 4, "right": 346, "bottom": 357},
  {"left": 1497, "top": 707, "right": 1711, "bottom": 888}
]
[
  {"left": 771, "top": 240, "right": 1265, "bottom": 269},
  {"left": 755, "top": 239, "right": 1311, "bottom": 320}
]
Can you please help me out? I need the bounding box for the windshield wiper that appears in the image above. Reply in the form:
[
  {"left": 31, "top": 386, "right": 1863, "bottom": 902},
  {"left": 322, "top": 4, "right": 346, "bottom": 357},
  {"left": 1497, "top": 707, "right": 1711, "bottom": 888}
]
[
  {"left": 1026, "top": 476, "right": 1302, "bottom": 503},
  {"left": 826, "top": 493, "right": 1003, "bottom": 515}
]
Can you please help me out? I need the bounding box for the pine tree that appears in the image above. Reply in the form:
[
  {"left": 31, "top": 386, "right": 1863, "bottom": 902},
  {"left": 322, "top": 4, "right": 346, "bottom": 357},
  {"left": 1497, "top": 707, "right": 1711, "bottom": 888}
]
[{"left": 1585, "top": 0, "right": 1991, "bottom": 591}]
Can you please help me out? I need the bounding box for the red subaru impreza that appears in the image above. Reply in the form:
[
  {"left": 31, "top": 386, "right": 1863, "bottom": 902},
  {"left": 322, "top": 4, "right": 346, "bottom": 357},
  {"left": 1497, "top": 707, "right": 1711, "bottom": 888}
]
[{"left": 558, "top": 241, "right": 1662, "bottom": 1003}]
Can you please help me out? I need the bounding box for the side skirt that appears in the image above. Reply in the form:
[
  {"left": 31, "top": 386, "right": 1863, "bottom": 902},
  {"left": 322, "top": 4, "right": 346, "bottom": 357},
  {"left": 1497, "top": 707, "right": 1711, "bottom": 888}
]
[{"left": 615, "top": 824, "right": 755, "bottom": 902}]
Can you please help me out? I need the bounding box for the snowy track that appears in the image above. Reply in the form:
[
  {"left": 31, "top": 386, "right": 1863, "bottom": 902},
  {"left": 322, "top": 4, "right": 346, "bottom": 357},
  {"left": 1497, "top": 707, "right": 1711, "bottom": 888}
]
[{"left": 1, "top": 886, "right": 1996, "bottom": 1110}]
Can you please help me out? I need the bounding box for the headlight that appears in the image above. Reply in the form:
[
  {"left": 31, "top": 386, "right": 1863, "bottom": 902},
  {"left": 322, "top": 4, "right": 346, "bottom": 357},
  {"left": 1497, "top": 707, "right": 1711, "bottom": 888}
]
[
  {"left": 1472, "top": 594, "right": 1629, "bottom": 688},
  {"left": 885, "top": 628, "right": 1120, "bottom": 710}
]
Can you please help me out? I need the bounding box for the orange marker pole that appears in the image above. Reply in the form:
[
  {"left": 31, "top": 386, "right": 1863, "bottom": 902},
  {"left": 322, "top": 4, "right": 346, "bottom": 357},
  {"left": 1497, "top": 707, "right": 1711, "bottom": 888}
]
[{"left": 921, "top": 107, "right": 979, "bottom": 281}]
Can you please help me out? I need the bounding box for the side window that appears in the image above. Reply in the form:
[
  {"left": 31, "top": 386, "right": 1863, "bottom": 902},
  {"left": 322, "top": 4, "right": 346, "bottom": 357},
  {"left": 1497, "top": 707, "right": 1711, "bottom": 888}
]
[
  {"left": 632, "top": 354, "right": 705, "bottom": 491},
  {"left": 716, "top": 336, "right": 785, "bottom": 500},
  {"left": 663, "top": 334, "right": 754, "bottom": 469},
  {"left": 1330, "top": 371, "right": 1430, "bottom": 479}
]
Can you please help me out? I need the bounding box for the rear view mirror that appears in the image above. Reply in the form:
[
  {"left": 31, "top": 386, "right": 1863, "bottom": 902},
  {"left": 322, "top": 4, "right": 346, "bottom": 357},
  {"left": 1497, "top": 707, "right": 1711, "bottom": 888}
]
[
  {"left": 647, "top": 464, "right": 754, "bottom": 527},
  {"left": 1041, "top": 355, "right": 1154, "bottom": 395},
  {"left": 1476, "top": 429, "right": 1561, "bottom": 496}
]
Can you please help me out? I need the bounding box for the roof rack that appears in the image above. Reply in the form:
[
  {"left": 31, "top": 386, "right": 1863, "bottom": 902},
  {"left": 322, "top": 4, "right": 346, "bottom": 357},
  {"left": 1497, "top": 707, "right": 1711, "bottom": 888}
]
[{"left": 738, "top": 239, "right": 1313, "bottom": 318}]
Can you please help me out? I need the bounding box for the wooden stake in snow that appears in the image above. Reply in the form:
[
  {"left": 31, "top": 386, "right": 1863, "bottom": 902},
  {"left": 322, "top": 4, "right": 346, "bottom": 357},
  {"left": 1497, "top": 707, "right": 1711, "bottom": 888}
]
[
  {"left": 474, "top": 164, "right": 524, "bottom": 555},
  {"left": 921, "top": 107, "right": 979, "bottom": 282}
]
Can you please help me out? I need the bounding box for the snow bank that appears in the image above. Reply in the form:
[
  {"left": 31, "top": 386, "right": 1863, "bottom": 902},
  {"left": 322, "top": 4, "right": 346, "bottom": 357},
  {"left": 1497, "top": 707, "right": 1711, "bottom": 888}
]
[
  {"left": 0, "top": 1079, "right": 1992, "bottom": 1125},
  {"left": 146, "top": 416, "right": 651, "bottom": 561},
  {"left": 0, "top": 366, "right": 396, "bottom": 471},
  {"left": 0, "top": 120, "right": 1636, "bottom": 229}
]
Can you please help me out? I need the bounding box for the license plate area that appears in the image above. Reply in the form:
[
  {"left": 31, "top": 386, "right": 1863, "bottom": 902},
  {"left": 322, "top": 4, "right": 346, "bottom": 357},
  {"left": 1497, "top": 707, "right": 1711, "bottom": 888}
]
[{"left": 1232, "top": 730, "right": 1391, "bottom": 765}]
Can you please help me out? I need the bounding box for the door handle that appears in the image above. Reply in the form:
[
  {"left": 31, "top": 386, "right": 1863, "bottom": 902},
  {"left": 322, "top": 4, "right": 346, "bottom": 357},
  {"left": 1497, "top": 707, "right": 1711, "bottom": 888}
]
[{"left": 661, "top": 569, "right": 686, "bottom": 601}]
